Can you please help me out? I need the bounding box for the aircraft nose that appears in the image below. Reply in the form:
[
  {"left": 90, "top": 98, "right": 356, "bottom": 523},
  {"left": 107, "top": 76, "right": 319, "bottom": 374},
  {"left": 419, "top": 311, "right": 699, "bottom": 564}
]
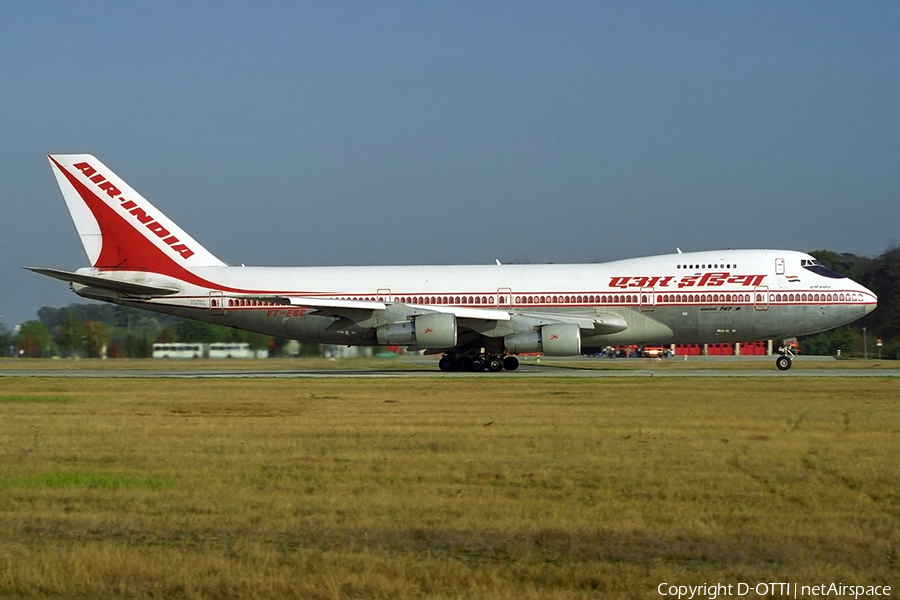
[{"left": 860, "top": 284, "right": 877, "bottom": 315}]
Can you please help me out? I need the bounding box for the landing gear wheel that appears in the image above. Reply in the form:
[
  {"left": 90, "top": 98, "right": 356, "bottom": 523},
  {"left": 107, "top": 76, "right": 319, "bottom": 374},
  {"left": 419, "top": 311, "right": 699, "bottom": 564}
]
[
  {"left": 487, "top": 356, "right": 504, "bottom": 372},
  {"left": 458, "top": 357, "right": 473, "bottom": 372},
  {"left": 439, "top": 356, "right": 457, "bottom": 372},
  {"left": 503, "top": 356, "right": 519, "bottom": 371},
  {"left": 776, "top": 356, "right": 792, "bottom": 371},
  {"left": 470, "top": 357, "right": 486, "bottom": 372}
]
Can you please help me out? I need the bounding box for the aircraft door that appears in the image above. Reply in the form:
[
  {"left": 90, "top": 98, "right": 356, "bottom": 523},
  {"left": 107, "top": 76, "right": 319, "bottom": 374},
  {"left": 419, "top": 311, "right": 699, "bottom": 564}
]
[
  {"left": 377, "top": 288, "right": 392, "bottom": 302},
  {"left": 775, "top": 258, "right": 785, "bottom": 275},
  {"left": 640, "top": 287, "right": 655, "bottom": 312},
  {"left": 754, "top": 286, "right": 769, "bottom": 311},
  {"left": 209, "top": 291, "right": 225, "bottom": 316},
  {"left": 497, "top": 287, "right": 512, "bottom": 308}
]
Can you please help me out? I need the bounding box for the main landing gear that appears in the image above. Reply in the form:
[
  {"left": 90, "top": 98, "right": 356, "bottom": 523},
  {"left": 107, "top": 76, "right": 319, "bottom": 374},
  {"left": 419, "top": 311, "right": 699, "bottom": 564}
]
[
  {"left": 775, "top": 344, "right": 795, "bottom": 371},
  {"left": 439, "top": 352, "right": 519, "bottom": 373}
]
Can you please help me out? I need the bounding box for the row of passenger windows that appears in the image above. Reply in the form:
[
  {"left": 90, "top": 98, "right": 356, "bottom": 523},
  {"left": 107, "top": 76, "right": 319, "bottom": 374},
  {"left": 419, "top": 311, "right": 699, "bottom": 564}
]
[
  {"left": 396, "top": 296, "right": 492, "bottom": 305},
  {"left": 210, "top": 292, "right": 861, "bottom": 309},
  {"left": 660, "top": 293, "right": 750, "bottom": 303},
  {"left": 677, "top": 263, "right": 736, "bottom": 270},
  {"left": 772, "top": 292, "right": 858, "bottom": 303},
  {"left": 227, "top": 299, "right": 278, "bottom": 307},
  {"left": 211, "top": 294, "right": 751, "bottom": 307}
]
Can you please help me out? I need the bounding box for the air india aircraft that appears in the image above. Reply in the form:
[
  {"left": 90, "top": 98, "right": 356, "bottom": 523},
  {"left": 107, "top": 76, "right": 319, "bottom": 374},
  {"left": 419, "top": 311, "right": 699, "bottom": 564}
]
[{"left": 29, "top": 155, "right": 877, "bottom": 371}]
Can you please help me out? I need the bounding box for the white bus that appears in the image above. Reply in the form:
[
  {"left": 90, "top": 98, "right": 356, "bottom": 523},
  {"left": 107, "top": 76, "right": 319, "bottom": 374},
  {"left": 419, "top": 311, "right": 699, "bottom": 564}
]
[
  {"left": 208, "top": 342, "right": 253, "bottom": 359},
  {"left": 152, "top": 343, "right": 207, "bottom": 359}
]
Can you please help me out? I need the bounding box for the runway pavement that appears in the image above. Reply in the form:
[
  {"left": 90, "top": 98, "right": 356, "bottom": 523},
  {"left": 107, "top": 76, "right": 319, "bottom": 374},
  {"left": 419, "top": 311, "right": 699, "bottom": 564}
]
[{"left": 1, "top": 365, "right": 899, "bottom": 378}]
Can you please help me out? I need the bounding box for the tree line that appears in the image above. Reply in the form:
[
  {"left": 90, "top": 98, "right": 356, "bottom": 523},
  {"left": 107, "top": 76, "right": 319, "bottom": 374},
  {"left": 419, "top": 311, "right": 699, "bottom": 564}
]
[
  {"left": 1, "top": 246, "right": 898, "bottom": 358},
  {"left": 1, "top": 304, "right": 279, "bottom": 358}
]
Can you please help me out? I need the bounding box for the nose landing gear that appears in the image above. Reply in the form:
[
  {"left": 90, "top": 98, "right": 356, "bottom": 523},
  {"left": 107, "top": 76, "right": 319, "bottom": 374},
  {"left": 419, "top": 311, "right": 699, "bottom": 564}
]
[{"left": 775, "top": 343, "right": 795, "bottom": 371}]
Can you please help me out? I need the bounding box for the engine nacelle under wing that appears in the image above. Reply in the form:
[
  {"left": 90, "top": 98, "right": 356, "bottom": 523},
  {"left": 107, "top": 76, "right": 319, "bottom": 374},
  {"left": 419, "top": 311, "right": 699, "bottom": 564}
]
[
  {"left": 376, "top": 313, "right": 458, "bottom": 348},
  {"left": 503, "top": 323, "right": 581, "bottom": 356}
]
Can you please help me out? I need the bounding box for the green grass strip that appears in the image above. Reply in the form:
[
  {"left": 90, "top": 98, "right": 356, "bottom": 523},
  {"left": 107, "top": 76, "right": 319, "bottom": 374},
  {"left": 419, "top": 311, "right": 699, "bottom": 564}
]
[
  {"left": 0, "top": 394, "right": 75, "bottom": 403},
  {"left": 4, "top": 473, "right": 172, "bottom": 490}
]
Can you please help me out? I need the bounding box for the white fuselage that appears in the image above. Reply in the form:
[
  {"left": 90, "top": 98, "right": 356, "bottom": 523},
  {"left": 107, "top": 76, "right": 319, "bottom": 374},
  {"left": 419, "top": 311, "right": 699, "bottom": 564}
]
[{"left": 75, "top": 248, "right": 876, "bottom": 350}]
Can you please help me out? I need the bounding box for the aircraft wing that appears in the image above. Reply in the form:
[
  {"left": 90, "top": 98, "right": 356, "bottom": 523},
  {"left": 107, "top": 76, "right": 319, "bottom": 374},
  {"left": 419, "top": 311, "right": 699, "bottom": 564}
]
[
  {"left": 237, "top": 296, "right": 624, "bottom": 333},
  {"left": 223, "top": 295, "right": 388, "bottom": 322},
  {"left": 511, "top": 310, "right": 628, "bottom": 333},
  {"left": 223, "top": 295, "right": 629, "bottom": 343},
  {"left": 288, "top": 297, "right": 388, "bottom": 311},
  {"left": 26, "top": 267, "right": 181, "bottom": 296},
  {"left": 235, "top": 295, "right": 512, "bottom": 323},
  {"left": 402, "top": 304, "right": 511, "bottom": 321}
]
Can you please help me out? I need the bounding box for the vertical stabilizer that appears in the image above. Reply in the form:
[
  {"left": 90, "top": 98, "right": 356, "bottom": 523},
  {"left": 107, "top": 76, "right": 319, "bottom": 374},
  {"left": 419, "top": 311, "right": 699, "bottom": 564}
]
[{"left": 48, "top": 154, "right": 225, "bottom": 272}]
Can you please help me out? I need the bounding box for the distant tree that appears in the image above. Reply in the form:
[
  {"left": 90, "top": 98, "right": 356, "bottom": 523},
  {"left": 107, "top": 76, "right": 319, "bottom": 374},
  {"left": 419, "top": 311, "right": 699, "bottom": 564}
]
[
  {"left": 801, "top": 327, "right": 857, "bottom": 356},
  {"left": 15, "top": 321, "right": 56, "bottom": 358},
  {"left": 175, "top": 320, "right": 233, "bottom": 343},
  {"left": 37, "top": 306, "right": 65, "bottom": 330},
  {"left": 297, "top": 342, "right": 323, "bottom": 357},
  {"left": 0, "top": 323, "right": 10, "bottom": 357},
  {"left": 82, "top": 321, "right": 110, "bottom": 358},
  {"left": 57, "top": 310, "right": 85, "bottom": 357},
  {"left": 122, "top": 333, "right": 152, "bottom": 358},
  {"left": 886, "top": 336, "right": 900, "bottom": 361},
  {"left": 241, "top": 331, "right": 271, "bottom": 350},
  {"left": 67, "top": 304, "right": 119, "bottom": 325},
  {"left": 38, "top": 303, "right": 180, "bottom": 348},
  {"left": 867, "top": 245, "right": 900, "bottom": 343},
  {"left": 156, "top": 326, "right": 177, "bottom": 344}
]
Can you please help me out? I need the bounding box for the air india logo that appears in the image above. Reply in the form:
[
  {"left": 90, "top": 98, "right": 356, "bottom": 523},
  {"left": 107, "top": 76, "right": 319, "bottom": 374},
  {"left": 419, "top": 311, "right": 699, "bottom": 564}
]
[{"left": 72, "top": 161, "right": 195, "bottom": 260}]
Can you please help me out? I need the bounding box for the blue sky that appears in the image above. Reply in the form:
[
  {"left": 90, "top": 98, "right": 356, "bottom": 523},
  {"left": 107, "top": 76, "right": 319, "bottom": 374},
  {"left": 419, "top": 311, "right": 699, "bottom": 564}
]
[{"left": 2, "top": 2, "right": 898, "bottom": 327}]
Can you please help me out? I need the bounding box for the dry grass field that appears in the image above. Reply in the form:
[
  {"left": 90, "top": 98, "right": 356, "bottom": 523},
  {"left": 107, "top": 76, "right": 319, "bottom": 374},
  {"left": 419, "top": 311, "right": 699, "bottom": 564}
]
[{"left": 0, "top": 375, "right": 897, "bottom": 599}]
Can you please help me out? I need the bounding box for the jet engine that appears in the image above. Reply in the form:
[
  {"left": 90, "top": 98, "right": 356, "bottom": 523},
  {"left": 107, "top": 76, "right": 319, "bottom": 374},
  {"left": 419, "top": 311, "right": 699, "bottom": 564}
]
[
  {"left": 503, "top": 323, "right": 581, "bottom": 356},
  {"left": 376, "top": 313, "right": 457, "bottom": 348}
]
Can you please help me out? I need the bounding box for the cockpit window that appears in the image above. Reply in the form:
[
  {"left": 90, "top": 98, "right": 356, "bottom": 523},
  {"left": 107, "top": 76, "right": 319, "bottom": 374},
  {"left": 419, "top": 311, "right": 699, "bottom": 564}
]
[{"left": 802, "top": 258, "right": 846, "bottom": 279}]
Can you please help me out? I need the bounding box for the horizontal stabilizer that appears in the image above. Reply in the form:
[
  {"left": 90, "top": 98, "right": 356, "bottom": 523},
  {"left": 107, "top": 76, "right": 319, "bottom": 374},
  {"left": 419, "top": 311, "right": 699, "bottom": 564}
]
[{"left": 26, "top": 267, "right": 181, "bottom": 296}]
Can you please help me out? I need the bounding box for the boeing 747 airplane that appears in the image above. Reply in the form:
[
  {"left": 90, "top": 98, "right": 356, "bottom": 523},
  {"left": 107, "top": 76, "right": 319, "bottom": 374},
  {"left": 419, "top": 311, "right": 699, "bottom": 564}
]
[{"left": 29, "top": 155, "right": 877, "bottom": 371}]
